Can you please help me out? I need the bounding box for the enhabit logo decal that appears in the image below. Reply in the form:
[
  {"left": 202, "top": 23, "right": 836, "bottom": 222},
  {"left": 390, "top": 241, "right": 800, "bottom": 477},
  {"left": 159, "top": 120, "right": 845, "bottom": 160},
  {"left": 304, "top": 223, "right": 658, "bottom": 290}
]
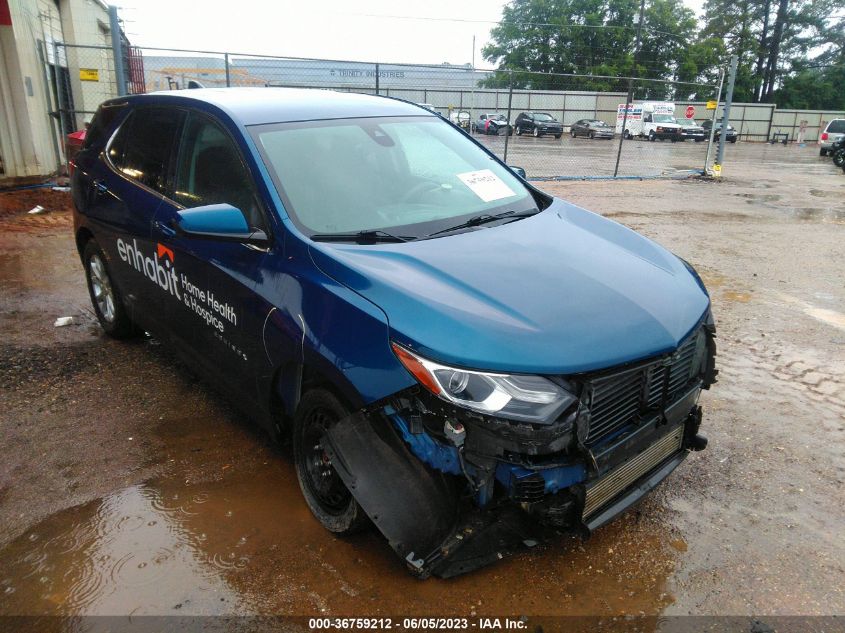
[{"left": 116, "top": 238, "right": 237, "bottom": 333}]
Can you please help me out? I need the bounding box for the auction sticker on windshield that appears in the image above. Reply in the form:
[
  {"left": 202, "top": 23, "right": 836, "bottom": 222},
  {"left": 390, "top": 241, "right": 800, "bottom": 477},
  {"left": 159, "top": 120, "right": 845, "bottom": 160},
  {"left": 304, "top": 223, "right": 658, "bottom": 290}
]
[{"left": 457, "top": 169, "right": 516, "bottom": 203}]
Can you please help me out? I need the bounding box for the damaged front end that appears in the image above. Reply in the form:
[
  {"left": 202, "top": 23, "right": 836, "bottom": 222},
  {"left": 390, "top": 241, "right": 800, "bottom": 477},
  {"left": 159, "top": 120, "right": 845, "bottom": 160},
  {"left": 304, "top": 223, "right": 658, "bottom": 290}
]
[{"left": 322, "top": 319, "right": 717, "bottom": 578}]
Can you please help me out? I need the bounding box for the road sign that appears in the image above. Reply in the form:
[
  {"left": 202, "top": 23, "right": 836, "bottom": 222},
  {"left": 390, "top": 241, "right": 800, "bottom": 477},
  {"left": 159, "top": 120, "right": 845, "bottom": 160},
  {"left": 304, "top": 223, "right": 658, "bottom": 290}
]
[
  {"left": 685, "top": 105, "right": 695, "bottom": 119},
  {"left": 706, "top": 100, "right": 717, "bottom": 110}
]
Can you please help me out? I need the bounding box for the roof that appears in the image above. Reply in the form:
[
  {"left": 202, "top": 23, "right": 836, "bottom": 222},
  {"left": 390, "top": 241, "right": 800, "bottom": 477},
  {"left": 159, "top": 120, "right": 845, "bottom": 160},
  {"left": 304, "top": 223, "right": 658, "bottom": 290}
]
[{"left": 132, "top": 87, "right": 435, "bottom": 126}]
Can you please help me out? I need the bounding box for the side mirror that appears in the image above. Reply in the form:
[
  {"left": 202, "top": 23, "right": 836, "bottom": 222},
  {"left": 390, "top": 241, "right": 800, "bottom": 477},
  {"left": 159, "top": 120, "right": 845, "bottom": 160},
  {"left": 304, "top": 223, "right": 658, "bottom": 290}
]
[
  {"left": 174, "top": 203, "right": 269, "bottom": 245},
  {"left": 509, "top": 166, "right": 527, "bottom": 179}
]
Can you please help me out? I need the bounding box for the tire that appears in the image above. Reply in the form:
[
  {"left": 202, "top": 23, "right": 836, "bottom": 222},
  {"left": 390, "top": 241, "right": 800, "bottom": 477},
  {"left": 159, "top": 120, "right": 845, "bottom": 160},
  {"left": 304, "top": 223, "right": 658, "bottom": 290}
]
[
  {"left": 729, "top": 138, "right": 737, "bottom": 144},
  {"left": 695, "top": 138, "right": 704, "bottom": 142},
  {"left": 570, "top": 129, "right": 576, "bottom": 138},
  {"left": 83, "top": 239, "right": 136, "bottom": 338},
  {"left": 820, "top": 148, "right": 828, "bottom": 156},
  {"left": 293, "top": 389, "right": 369, "bottom": 535},
  {"left": 515, "top": 126, "right": 522, "bottom": 136},
  {"left": 649, "top": 131, "right": 656, "bottom": 142},
  {"left": 533, "top": 127, "right": 540, "bottom": 138},
  {"left": 589, "top": 131, "right": 595, "bottom": 139},
  {"left": 554, "top": 134, "right": 562, "bottom": 139},
  {"left": 833, "top": 150, "right": 845, "bottom": 168}
]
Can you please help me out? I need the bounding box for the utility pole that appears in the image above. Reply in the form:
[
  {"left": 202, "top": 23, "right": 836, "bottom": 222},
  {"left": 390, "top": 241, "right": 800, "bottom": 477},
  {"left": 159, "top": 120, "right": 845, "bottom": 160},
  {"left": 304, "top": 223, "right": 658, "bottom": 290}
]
[
  {"left": 613, "top": 0, "right": 646, "bottom": 178},
  {"left": 716, "top": 54, "right": 738, "bottom": 172},
  {"left": 108, "top": 5, "right": 127, "bottom": 96}
]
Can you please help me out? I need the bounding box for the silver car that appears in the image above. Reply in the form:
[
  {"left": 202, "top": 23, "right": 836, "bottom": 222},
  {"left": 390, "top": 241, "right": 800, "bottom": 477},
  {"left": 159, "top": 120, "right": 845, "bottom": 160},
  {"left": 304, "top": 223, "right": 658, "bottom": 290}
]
[{"left": 820, "top": 119, "right": 845, "bottom": 156}]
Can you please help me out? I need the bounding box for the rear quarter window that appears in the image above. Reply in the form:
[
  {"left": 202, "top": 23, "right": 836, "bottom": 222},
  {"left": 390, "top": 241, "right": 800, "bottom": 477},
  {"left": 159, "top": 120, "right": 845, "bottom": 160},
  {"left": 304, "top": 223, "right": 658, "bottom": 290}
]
[{"left": 826, "top": 120, "right": 845, "bottom": 134}]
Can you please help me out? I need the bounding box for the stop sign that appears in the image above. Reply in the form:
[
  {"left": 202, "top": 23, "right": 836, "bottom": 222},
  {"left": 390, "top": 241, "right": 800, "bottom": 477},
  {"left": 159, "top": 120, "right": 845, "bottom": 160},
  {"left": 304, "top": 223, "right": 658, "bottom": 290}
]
[{"left": 685, "top": 105, "right": 696, "bottom": 119}]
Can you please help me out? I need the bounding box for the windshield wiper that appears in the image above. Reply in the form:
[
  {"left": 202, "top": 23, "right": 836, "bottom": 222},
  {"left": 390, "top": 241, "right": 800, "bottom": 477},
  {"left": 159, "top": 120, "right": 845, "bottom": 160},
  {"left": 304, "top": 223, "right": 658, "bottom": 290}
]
[
  {"left": 426, "top": 209, "right": 539, "bottom": 238},
  {"left": 310, "top": 229, "right": 415, "bottom": 244}
]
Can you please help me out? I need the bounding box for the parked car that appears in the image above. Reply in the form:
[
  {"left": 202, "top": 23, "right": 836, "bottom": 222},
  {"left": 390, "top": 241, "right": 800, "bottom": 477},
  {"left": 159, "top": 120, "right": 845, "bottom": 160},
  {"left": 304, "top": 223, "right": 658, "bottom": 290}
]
[
  {"left": 819, "top": 118, "right": 845, "bottom": 156},
  {"left": 473, "top": 112, "right": 512, "bottom": 135},
  {"left": 675, "top": 117, "right": 707, "bottom": 142},
  {"left": 71, "top": 88, "right": 715, "bottom": 579},
  {"left": 701, "top": 119, "right": 738, "bottom": 143},
  {"left": 569, "top": 119, "right": 614, "bottom": 139},
  {"left": 830, "top": 135, "right": 845, "bottom": 168},
  {"left": 514, "top": 112, "right": 563, "bottom": 138},
  {"left": 449, "top": 109, "right": 471, "bottom": 130}
]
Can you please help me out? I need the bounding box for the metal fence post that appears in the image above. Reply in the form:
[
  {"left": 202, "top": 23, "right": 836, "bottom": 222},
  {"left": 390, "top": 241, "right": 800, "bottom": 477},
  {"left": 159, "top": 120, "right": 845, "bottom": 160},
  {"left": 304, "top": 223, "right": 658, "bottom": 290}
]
[
  {"left": 225, "top": 53, "right": 231, "bottom": 87},
  {"left": 613, "top": 0, "right": 646, "bottom": 177},
  {"left": 716, "top": 54, "right": 738, "bottom": 169},
  {"left": 108, "top": 5, "right": 127, "bottom": 96},
  {"left": 502, "top": 70, "right": 514, "bottom": 163},
  {"left": 703, "top": 67, "right": 725, "bottom": 173},
  {"left": 375, "top": 63, "right": 380, "bottom": 95}
]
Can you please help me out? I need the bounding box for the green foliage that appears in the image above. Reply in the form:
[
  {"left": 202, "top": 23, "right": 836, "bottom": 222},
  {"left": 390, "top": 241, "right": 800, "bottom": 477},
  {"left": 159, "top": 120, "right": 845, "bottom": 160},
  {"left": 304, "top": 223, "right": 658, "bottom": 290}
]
[{"left": 481, "top": 0, "right": 843, "bottom": 109}]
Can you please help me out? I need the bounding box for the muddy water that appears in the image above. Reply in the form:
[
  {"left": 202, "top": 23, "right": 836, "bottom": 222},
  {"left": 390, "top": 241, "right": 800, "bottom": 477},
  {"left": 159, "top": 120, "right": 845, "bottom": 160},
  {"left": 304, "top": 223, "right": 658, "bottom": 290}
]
[{"left": 0, "top": 430, "right": 680, "bottom": 616}]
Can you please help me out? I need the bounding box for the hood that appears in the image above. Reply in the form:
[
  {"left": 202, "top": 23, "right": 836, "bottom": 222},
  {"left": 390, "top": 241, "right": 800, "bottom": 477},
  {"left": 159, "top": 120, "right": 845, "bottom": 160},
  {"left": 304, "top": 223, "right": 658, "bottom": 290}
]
[{"left": 308, "top": 199, "right": 710, "bottom": 375}]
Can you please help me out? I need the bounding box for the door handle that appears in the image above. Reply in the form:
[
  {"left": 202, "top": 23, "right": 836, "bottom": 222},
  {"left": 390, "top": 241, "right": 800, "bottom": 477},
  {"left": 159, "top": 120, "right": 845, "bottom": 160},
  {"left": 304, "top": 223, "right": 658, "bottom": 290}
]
[
  {"left": 92, "top": 179, "right": 109, "bottom": 195},
  {"left": 153, "top": 220, "right": 176, "bottom": 237}
]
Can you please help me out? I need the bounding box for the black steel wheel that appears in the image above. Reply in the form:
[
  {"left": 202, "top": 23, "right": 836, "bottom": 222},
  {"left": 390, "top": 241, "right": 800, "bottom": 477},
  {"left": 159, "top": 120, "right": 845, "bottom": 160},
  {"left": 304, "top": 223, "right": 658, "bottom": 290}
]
[
  {"left": 293, "top": 389, "right": 368, "bottom": 534},
  {"left": 833, "top": 149, "right": 845, "bottom": 168}
]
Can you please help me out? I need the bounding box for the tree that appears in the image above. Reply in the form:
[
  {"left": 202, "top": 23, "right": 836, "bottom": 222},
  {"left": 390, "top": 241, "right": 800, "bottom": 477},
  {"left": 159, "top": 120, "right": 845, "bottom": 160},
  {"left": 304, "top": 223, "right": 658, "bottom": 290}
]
[{"left": 480, "top": 0, "right": 698, "bottom": 93}]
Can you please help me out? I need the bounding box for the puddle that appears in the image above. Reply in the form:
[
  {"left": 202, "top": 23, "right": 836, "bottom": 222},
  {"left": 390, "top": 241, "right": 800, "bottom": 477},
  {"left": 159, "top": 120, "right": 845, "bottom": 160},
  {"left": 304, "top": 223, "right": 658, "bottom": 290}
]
[
  {"left": 0, "top": 455, "right": 682, "bottom": 617},
  {"left": 722, "top": 291, "right": 752, "bottom": 303}
]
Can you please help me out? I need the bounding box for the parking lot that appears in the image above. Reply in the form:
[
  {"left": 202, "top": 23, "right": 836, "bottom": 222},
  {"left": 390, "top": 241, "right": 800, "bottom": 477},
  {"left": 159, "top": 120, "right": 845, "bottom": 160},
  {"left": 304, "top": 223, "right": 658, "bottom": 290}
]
[
  {"left": 473, "top": 132, "right": 820, "bottom": 179},
  {"left": 0, "top": 142, "right": 843, "bottom": 620}
]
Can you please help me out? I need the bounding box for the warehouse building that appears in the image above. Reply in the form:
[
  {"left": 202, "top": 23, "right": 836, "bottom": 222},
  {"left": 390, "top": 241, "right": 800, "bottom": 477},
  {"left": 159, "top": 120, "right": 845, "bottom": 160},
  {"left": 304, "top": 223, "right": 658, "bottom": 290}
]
[{"left": 0, "top": 0, "right": 126, "bottom": 183}]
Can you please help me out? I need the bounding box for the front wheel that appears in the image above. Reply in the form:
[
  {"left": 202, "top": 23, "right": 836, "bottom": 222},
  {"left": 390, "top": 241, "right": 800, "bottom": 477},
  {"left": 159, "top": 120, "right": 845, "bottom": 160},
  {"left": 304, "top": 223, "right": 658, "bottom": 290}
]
[
  {"left": 589, "top": 131, "right": 595, "bottom": 139},
  {"left": 515, "top": 126, "right": 522, "bottom": 136},
  {"left": 554, "top": 134, "right": 562, "bottom": 139},
  {"left": 533, "top": 127, "right": 540, "bottom": 138},
  {"left": 83, "top": 239, "right": 136, "bottom": 338},
  {"left": 570, "top": 129, "right": 576, "bottom": 138},
  {"left": 729, "top": 138, "right": 737, "bottom": 143},
  {"left": 293, "top": 389, "right": 369, "bottom": 535},
  {"left": 649, "top": 131, "right": 656, "bottom": 142}
]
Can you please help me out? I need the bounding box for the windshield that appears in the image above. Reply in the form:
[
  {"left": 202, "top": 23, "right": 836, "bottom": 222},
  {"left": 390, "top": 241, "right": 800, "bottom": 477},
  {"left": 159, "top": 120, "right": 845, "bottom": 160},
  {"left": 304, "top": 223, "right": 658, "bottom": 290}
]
[
  {"left": 676, "top": 118, "right": 695, "bottom": 126},
  {"left": 489, "top": 114, "right": 507, "bottom": 121},
  {"left": 533, "top": 113, "right": 555, "bottom": 121},
  {"left": 653, "top": 114, "right": 675, "bottom": 123},
  {"left": 589, "top": 120, "right": 607, "bottom": 126},
  {"left": 253, "top": 116, "right": 536, "bottom": 238}
]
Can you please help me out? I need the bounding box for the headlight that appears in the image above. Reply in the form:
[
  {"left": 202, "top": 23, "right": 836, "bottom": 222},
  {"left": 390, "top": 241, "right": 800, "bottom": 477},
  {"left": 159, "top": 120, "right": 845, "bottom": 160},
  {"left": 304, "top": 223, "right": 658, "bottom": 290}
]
[{"left": 391, "top": 343, "right": 577, "bottom": 424}]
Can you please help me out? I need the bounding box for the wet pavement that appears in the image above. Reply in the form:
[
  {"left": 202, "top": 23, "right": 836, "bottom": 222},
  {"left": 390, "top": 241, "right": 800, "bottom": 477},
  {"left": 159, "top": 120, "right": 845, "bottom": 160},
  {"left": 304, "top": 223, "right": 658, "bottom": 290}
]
[{"left": 1, "top": 144, "right": 844, "bottom": 619}]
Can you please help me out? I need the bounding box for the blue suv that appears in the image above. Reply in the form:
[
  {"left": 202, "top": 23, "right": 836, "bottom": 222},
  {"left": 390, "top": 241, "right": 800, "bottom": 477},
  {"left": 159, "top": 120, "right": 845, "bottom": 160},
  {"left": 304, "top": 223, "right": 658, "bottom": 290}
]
[{"left": 71, "top": 88, "right": 716, "bottom": 577}]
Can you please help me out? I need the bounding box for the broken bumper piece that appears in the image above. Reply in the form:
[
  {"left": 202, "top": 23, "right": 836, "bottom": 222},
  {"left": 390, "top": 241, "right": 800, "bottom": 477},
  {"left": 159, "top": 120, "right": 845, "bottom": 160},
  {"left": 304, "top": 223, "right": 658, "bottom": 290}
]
[{"left": 322, "top": 396, "right": 705, "bottom": 578}]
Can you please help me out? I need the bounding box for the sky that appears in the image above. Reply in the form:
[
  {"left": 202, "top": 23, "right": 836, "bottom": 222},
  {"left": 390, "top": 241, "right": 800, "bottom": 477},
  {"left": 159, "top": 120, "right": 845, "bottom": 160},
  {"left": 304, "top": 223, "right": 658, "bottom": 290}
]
[{"left": 118, "top": 0, "right": 708, "bottom": 67}]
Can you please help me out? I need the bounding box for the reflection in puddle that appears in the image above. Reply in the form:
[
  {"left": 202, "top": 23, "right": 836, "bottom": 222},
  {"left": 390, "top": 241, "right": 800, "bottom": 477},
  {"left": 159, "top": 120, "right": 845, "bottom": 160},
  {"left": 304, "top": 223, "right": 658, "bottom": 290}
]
[{"left": 0, "top": 458, "right": 682, "bottom": 617}]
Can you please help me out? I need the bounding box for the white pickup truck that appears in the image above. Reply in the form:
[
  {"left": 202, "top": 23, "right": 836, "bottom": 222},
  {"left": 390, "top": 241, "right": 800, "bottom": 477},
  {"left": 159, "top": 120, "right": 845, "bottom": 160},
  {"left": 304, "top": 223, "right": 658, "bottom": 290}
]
[{"left": 616, "top": 101, "right": 683, "bottom": 141}]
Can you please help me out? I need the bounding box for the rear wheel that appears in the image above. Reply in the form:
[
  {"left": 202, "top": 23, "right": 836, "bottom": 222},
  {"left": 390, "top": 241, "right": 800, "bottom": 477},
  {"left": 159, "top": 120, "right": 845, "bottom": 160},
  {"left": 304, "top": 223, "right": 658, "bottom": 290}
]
[
  {"left": 515, "top": 126, "right": 522, "bottom": 136},
  {"left": 833, "top": 149, "right": 845, "bottom": 168},
  {"left": 83, "top": 239, "right": 136, "bottom": 338},
  {"left": 589, "top": 131, "right": 595, "bottom": 139},
  {"left": 533, "top": 127, "right": 540, "bottom": 137},
  {"left": 293, "top": 389, "right": 369, "bottom": 535},
  {"left": 570, "top": 129, "right": 576, "bottom": 138},
  {"left": 554, "top": 134, "right": 562, "bottom": 139}
]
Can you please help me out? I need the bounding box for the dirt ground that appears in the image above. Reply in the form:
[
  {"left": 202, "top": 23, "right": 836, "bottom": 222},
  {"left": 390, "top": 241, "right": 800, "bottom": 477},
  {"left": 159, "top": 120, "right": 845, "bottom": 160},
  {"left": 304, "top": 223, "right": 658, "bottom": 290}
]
[{"left": 0, "top": 144, "right": 843, "bottom": 620}]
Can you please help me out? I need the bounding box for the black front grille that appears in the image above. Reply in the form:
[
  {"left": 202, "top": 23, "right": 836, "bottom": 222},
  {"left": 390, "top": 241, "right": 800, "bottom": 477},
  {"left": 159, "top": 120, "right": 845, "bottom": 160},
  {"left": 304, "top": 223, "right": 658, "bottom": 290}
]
[{"left": 583, "top": 330, "right": 702, "bottom": 446}]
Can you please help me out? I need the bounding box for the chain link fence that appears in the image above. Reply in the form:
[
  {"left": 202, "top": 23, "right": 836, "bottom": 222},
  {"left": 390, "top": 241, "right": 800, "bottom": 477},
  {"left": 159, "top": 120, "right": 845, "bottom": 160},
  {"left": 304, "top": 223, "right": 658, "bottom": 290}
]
[{"left": 55, "top": 44, "right": 728, "bottom": 179}]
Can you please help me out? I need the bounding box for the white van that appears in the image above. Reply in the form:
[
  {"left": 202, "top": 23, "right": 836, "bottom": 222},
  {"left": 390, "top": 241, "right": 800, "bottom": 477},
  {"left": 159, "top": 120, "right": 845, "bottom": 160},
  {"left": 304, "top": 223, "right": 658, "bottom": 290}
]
[{"left": 616, "top": 101, "right": 683, "bottom": 141}]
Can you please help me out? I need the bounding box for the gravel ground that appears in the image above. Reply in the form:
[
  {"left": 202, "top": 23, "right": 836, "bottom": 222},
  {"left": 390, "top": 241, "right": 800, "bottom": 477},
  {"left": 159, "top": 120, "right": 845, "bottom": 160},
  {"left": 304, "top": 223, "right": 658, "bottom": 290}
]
[{"left": 0, "top": 144, "right": 843, "bottom": 619}]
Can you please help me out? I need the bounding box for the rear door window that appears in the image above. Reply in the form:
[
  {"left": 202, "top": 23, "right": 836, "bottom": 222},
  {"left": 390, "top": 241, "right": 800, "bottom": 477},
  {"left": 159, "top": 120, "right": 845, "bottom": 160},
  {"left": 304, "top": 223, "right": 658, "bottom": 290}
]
[{"left": 109, "top": 107, "right": 184, "bottom": 194}]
